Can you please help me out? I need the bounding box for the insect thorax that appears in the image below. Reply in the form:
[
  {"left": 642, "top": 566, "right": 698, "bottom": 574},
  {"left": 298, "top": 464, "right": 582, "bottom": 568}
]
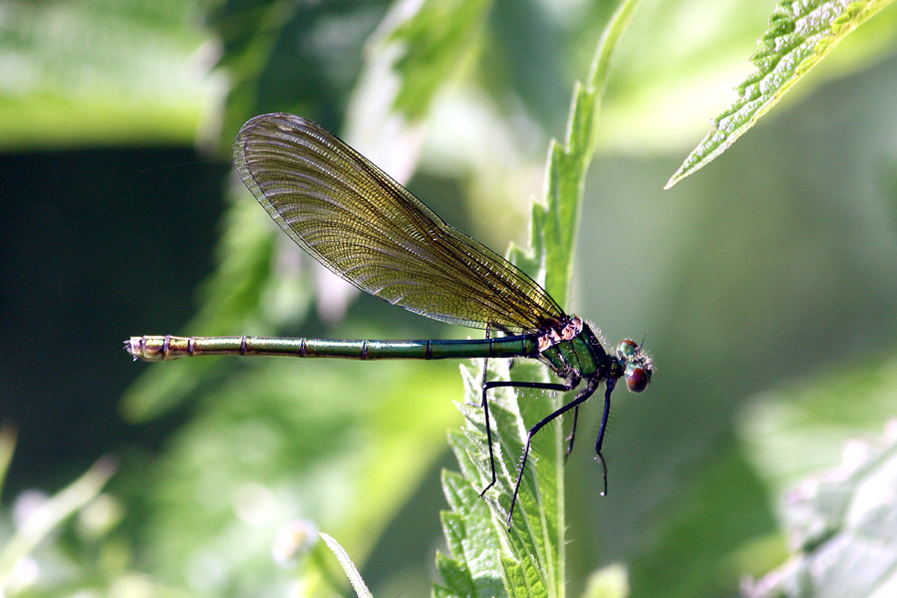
[{"left": 536, "top": 316, "right": 610, "bottom": 382}]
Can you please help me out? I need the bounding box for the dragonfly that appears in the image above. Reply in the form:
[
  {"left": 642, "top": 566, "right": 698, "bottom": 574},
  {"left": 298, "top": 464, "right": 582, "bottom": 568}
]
[{"left": 126, "top": 113, "right": 653, "bottom": 527}]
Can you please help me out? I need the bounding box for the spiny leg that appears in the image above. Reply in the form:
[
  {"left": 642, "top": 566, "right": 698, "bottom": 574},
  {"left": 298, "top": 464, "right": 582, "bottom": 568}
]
[
  {"left": 507, "top": 380, "right": 599, "bottom": 528},
  {"left": 479, "top": 324, "right": 497, "bottom": 497},
  {"left": 565, "top": 406, "right": 580, "bottom": 461},
  {"left": 479, "top": 376, "right": 577, "bottom": 499},
  {"left": 476, "top": 326, "right": 581, "bottom": 515},
  {"left": 593, "top": 379, "right": 616, "bottom": 496}
]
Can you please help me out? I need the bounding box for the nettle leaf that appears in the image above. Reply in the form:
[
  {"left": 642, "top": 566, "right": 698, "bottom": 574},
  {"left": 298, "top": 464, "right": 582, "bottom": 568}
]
[
  {"left": 384, "top": 0, "right": 493, "bottom": 119},
  {"left": 436, "top": 2, "right": 643, "bottom": 598},
  {"left": 745, "top": 423, "right": 897, "bottom": 598},
  {"left": 667, "top": 0, "right": 896, "bottom": 188},
  {"left": 533, "top": 0, "right": 642, "bottom": 307},
  {"left": 438, "top": 357, "right": 562, "bottom": 598},
  {"left": 0, "top": 0, "right": 208, "bottom": 150}
]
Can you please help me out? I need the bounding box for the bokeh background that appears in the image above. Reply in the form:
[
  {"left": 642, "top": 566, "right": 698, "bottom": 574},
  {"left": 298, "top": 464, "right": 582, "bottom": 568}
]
[{"left": 2, "top": 0, "right": 897, "bottom": 597}]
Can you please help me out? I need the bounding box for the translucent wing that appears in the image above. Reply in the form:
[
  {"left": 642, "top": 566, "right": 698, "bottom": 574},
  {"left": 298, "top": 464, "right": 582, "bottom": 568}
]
[{"left": 233, "top": 113, "right": 565, "bottom": 333}]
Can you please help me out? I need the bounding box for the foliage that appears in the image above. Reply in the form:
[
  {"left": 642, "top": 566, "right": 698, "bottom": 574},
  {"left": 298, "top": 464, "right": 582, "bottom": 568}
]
[
  {"left": 745, "top": 423, "right": 897, "bottom": 598},
  {"left": 667, "top": 0, "right": 897, "bottom": 187},
  {"left": 737, "top": 354, "right": 897, "bottom": 597},
  {"left": 0, "top": 0, "right": 212, "bottom": 150},
  {"left": 2, "top": 1, "right": 897, "bottom": 598},
  {"left": 436, "top": 4, "right": 642, "bottom": 598}
]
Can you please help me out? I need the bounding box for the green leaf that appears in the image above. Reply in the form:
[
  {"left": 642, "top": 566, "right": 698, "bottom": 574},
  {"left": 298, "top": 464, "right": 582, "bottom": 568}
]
[
  {"left": 208, "top": 0, "right": 388, "bottom": 142},
  {"left": 138, "top": 357, "right": 460, "bottom": 592},
  {"left": 745, "top": 424, "right": 897, "bottom": 598},
  {"left": 627, "top": 446, "right": 786, "bottom": 598},
  {"left": 733, "top": 345, "right": 897, "bottom": 597},
  {"left": 384, "top": 0, "right": 494, "bottom": 119},
  {"left": 533, "top": 0, "right": 643, "bottom": 307},
  {"left": 739, "top": 349, "right": 897, "bottom": 496},
  {"left": 437, "top": 2, "right": 643, "bottom": 598},
  {"left": 667, "top": 0, "right": 897, "bottom": 188},
  {"left": 340, "top": 0, "right": 494, "bottom": 169},
  {"left": 0, "top": 0, "right": 209, "bottom": 150},
  {"left": 440, "top": 357, "right": 563, "bottom": 598},
  {"left": 433, "top": 470, "right": 504, "bottom": 598}
]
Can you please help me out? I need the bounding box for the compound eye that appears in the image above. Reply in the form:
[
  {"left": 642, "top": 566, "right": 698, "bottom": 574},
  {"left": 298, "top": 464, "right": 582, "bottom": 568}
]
[
  {"left": 616, "top": 339, "right": 639, "bottom": 359},
  {"left": 625, "top": 366, "right": 650, "bottom": 393}
]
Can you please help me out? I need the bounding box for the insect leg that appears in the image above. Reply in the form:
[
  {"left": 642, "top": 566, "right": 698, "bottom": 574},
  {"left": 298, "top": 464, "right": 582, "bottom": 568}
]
[
  {"left": 566, "top": 406, "right": 580, "bottom": 461},
  {"left": 479, "top": 324, "right": 498, "bottom": 497},
  {"left": 507, "top": 379, "right": 599, "bottom": 527},
  {"left": 593, "top": 378, "right": 617, "bottom": 496},
  {"left": 478, "top": 378, "right": 576, "bottom": 499}
]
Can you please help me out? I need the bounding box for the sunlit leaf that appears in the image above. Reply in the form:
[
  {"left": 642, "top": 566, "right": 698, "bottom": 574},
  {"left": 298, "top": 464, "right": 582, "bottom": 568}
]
[
  {"left": 667, "top": 0, "right": 897, "bottom": 188},
  {"left": 383, "top": 0, "right": 493, "bottom": 119},
  {"left": 437, "top": 3, "right": 644, "bottom": 598},
  {"left": 0, "top": 0, "right": 210, "bottom": 149},
  {"left": 745, "top": 423, "right": 897, "bottom": 598}
]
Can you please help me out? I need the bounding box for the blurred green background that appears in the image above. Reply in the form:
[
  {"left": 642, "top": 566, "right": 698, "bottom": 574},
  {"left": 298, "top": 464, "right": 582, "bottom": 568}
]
[{"left": 2, "top": 0, "right": 897, "bottom": 597}]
